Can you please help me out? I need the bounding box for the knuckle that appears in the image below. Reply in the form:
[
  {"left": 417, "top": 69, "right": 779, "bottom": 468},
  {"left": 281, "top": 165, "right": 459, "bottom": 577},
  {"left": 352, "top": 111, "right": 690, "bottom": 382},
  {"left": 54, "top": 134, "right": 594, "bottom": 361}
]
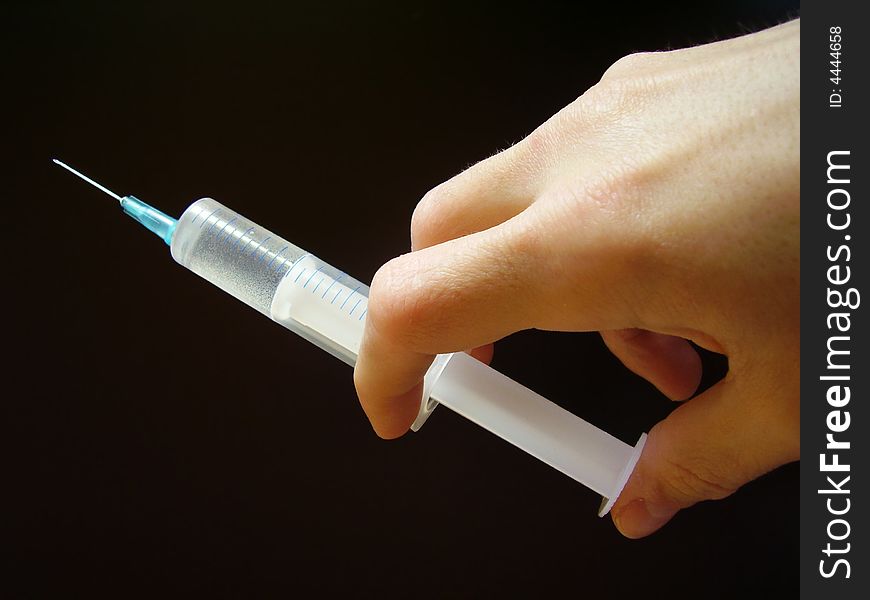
[
  {"left": 410, "top": 183, "right": 452, "bottom": 248},
  {"left": 658, "top": 455, "right": 739, "bottom": 505},
  {"left": 366, "top": 254, "right": 439, "bottom": 350},
  {"left": 579, "top": 77, "right": 648, "bottom": 118},
  {"left": 486, "top": 217, "right": 553, "bottom": 315},
  {"left": 551, "top": 80, "right": 639, "bottom": 141},
  {"left": 601, "top": 51, "right": 657, "bottom": 79},
  {"left": 508, "top": 124, "right": 560, "bottom": 181},
  {"left": 366, "top": 257, "right": 414, "bottom": 344},
  {"left": 518, "top": 121, "right": 557, "bottom": 160},
  {"left": 573, "top": 169, "right": 644, "bottom": 218},
  {"left": 500, "top": 211, "right": 544, "bottom": 259},
  {"left": 565, "top": 56, "right": 666, "bottom": 129}
]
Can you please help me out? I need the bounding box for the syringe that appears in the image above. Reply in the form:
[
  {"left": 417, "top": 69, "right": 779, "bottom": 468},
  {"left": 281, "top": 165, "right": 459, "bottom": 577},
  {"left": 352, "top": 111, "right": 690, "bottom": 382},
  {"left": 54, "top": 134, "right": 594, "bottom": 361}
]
[{"left": 54, "top": 158, "right": 646, "bottom": 516}]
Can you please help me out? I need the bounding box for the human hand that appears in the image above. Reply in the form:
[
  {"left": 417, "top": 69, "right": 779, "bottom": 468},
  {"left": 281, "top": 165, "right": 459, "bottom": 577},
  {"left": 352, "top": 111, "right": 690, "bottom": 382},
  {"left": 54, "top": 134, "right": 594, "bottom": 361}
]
[{"left": 354, "top": 19, "right": 799, "bottom": 538}]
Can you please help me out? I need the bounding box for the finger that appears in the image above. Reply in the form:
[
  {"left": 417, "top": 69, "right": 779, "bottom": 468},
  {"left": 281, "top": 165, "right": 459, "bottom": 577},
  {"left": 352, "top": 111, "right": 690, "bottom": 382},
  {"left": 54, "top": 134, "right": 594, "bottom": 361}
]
[
  {"left": 411, "top": 141, "right": 544, "bottom": 251},
  {"left": 468, "top": 343, "right": 494, "bottom": 365},
  {"left": 610, "top": 378, "right": 799, "bottom": 538},
  {"left": 355, "top": 211, "right": 638, "bottom": 439},
  {"left": 601, "top": 329, "right": 702, "bottom": 401}
]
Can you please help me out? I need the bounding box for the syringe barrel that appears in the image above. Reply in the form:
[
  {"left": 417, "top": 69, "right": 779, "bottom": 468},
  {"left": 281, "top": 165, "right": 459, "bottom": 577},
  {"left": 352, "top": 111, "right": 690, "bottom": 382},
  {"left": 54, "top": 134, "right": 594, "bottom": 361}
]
[
  {"left": 171, "top": 198, "right": 308, "bottom": 317},
  {"left": 170, "top": 198, "right": 368, "bottom": 365},
  {"left": 170, "top": 198, "right": 645, "bottom": 513}
]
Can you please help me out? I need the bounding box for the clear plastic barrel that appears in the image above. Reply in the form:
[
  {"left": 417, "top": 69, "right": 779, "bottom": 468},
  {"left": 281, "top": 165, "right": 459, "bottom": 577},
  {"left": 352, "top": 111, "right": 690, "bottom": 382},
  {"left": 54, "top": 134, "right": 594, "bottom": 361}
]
[{"left": 170, "top": 198, "right": 368, "bottom": 365}]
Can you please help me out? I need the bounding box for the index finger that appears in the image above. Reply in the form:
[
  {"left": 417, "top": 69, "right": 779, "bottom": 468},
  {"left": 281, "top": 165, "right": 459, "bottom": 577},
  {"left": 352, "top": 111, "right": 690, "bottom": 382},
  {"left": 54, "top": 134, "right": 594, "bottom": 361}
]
[{"left": 353, "top": 206, "right": 636, "bottom": 439}]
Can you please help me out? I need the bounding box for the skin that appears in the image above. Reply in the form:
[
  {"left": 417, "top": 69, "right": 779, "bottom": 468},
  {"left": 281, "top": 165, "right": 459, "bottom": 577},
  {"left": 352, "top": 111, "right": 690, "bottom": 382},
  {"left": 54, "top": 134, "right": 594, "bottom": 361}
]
[{"left": 354, "top": 19, "right": 800, "bottom": 538}]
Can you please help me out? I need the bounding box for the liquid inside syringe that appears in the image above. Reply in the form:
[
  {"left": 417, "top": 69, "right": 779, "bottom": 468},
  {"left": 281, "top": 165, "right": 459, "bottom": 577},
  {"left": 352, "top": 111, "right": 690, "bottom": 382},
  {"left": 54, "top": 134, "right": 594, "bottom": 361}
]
[{"left": 54, "top": 158, "right": 646, "bottom": 516}]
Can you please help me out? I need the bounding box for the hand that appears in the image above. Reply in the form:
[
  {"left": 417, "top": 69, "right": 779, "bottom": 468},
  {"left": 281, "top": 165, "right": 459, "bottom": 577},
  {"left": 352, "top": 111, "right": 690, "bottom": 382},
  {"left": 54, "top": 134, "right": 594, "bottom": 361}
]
[{"left": 354, "top": 19, "right": 800, "bottom": 538}]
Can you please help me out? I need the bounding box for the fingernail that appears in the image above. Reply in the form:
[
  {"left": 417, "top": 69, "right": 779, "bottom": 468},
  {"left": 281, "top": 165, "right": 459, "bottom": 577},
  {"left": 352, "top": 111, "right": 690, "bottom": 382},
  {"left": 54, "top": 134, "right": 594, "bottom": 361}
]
[{"left": 612, "top": 499, "right": 678, "bottom": 539}]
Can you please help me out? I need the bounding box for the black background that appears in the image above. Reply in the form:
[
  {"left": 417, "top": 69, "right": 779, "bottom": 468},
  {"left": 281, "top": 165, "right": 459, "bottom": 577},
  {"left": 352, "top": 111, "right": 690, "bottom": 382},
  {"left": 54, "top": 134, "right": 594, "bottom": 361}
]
[{"left": 6, "top": 1, "right": 799, "bottom": 598}]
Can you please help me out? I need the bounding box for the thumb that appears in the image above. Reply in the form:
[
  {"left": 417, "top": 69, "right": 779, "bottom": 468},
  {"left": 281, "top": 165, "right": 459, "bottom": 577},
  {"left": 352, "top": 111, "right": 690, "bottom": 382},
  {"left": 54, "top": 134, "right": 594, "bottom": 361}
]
[{"left": 610, "top": 378, "right": 798, "bottom": 538}]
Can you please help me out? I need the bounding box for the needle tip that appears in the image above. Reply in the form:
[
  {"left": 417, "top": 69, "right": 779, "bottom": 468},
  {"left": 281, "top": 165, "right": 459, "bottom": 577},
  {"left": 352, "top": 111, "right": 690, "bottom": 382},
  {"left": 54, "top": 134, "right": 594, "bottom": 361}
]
[{"left": 52, "top": 158, "right": 123, "bottom": 201}]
